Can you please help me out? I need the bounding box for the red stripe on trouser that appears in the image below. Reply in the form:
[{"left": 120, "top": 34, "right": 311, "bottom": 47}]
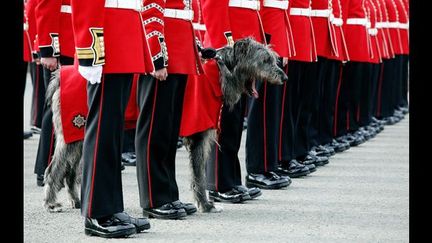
[
  {"left": 333, "top": 65, "right": 343, "bottom": 137},
  {"left": 88, "top": 78, "right": 105, "bottom": 217},
  {"left": 32, "top": 64, "right": 40, "bottom": 125},
  {"left": 263, "top": 82, "right": 268, "bottom": 171},
  {"left": 376, "top": 64, "right": 385, "bottom": 117},
  {"left": 146, "top": 81, "right": 159, "bottom": 208},
  {"left": 47, "top": 127, "right": 55, "bottom": 165},
  {"left": 279, "top": 82, "right": 287, "bottom": 161}
]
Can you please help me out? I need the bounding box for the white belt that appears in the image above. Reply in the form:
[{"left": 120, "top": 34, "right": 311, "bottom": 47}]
[
  {"left": 263, "top": 0, "right": 289, "bottom": 10},
  {"left": 346, "top": 18, "right": 368, "bottom": 26},
  {"left": 164, "top": 9, "right": 194, "bottom": 21},
  {"left": 399, "top": 23, "right": 409, "bottom": 29},
  {"left": 290, "top": 7, "right": 312, "bottom": 17},
  {"left": 105, "top": 0, "right": 142, "bottom": 11},
  {"left": 387, "top": 21, "right": 400, "bottom": 28},
  {"left": 229, "top": 0, "right": 261, "bottom": 11},
  {"left": 332, "top": 18, "right": 343, "bottom": 26},
  {"left": 368, "top": 28, "right": 378, "bottom": 36},
  {"left": 310, "top": 9, "right": 331, "bottom": 18},
  {"left": 60, "top": 5, "right": 72, "bottom": 14},
  {"left": 192, "top": 23, "right": 207, "bottom": 31},
  {"left": 366, "top": 21, "right": 371, "bottom": 28},
  {"left": 375, "top": 22, "right": 384, "bottom": 28}
]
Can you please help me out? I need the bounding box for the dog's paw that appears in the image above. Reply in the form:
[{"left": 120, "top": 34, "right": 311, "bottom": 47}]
[
  {"left": 199, "top": 202, "right": 223, "bottom": 213},
  {"left": 209, "top": 205, "right": 223, "bottom": 213},
  {"left": 44, "top": 202, "right": 63, "bottom": 213}
]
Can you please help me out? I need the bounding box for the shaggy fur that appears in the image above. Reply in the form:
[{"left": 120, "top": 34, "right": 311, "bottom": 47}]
[{"left": 42, "top": 38, "right": 287, "bottom": 213}]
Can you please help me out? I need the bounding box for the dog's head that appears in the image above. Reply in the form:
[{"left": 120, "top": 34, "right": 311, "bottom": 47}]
[{"left": 214, "top": 38, "right": 288, "bottom": 108}]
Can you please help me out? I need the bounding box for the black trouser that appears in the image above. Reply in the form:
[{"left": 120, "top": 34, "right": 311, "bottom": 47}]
[
  {"left": 392, "top": 55, "right": 404, "bottom": 111},
  {"left": 279, "top": 60, "right": 318, "bottom": 160},
  {"left": 336, "top": 62, "right": 368, "bottom": 136},
  {"left": 81, "top": 74, "right": 133, "bottom": 219},
  {"left": 245, "top": 79, "right": 282, "bottom": 174},
  {"left": 372, "top": 63, "right": 384, "bottom": 118},
  {"left": 400, "top": 54, "right": 409, "bottom": 107},
  {"left": 361, "top": 63, "right": 380, "bottom": 126},
  {"left": 136, "top": 74, "right": 187, "bottom": 209},
  {"left": 29, "top": 62, "right": 45, "bottom": 128},
  {"left": 34, "top": 56, "right": 73, "bottom": 176},
  {"left": 122, "top": 128, "right": 136, "bottom": 153},
  {"left": 206, "top": 94, "right": 246, "bottom": 192},
  {"left": 311, "top": 57, "right": 340, "bottom": 146},
  {"left": 378, "top": 58, "right": 396, "bottom": 118}
]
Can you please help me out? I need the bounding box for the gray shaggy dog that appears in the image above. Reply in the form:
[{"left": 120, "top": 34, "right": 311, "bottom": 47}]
[{"left": 43, "top": 37, "right": 287, "bottom": 213}]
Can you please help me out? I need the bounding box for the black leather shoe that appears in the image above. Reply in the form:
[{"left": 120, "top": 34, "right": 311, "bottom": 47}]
[
  {"left": 143, "top": 203, "right": 187, "bottom": 219},
  {"left": 121, "top": 152, "right": 136, "bottom": 166},
  {"left": 121, "top": 164, "right": 125, "bottom": 171},
  {"left": 84, "top": 215, "right": 136, "bottom": 238},
  {"left": 113, "top": 212, "right": 150, "bottom": 233},
  {"left": 172, "top": 200, "right": 197, "bottom": 215},
  {"left": 245, "top": 171, "right": 291, "bottom": 189},
  {"left": 24, "top": 131, "right": 33, "bottom": 139},
  {"left": 299, "top": 154, "right": 329, "bottom": 166},
  {"left": 209, "top": 188, "right": 244, "bottom": 203},
  {"left": 234, "top": 185, "right": 262, "bottom": 200},
  {"left": 311, "top": 145, "right": 335, "bottom": 157},
  {"left": 36, "top": 174, "right": 44, "bottom": 187},
  {"left": 277, "top": 160, "right": 310, "bottom": 178},
  {"left": 327, "top": 139, "right": 350, "bottom": 153},
  {"left": 347, "top": 133, "right": 365, "bottom": 146}
]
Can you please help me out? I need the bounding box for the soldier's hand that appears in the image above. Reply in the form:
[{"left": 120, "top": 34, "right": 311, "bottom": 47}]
[
  {"left": 41, "top": 57, "right": 58, "bottom": 71},
  {"left": 282, "top": 57, "right": 288, "bottom": 67},
  {"left": 151, "top": 68, "right": 168, "bottom": 81}
]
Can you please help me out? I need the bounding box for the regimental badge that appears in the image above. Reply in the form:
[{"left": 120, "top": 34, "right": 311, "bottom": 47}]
[
  {"left": 224, "top": 32, "right": 234, "bottom": 47},
  {"left": 50, "top": 33, "right": 61, "bottom": 56},
  {"left": 72, "top": 114, "right": 86, "bottom": 129}
]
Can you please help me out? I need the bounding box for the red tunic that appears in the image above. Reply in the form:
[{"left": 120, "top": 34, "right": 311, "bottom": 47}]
[
  {"left": 366, "top": 0, "right": 381, "bottom": 63},
  {"left": 343, "top": 0, "right": 371, "bottom": 62},
  {"left": 328, "top": 0, "right": 350, "bottom": 61},
  {"left": 71, "top": 0, "right": 154, "bottom": 73},
  {"left": 394, "top": 0, "right": 408, "bottom": 54},
  {"left": 142, "top": 0, "right": 203, "bottom": 74},
  {"left": 35, "top": 0, "right": 75, "bottom": 58},
  {"left": 385, "top": 0, "right": 403, "bottom": 55},
  {"left": 24, "top": 0, "right": 38, "bottom": 62},
  {"left": 311, "top": 0, "right": 335, "bottom": 58},
  {"left": 288, "top": 0, "right": 317, "bottom": 62},
  {"left": 259, "top": 0, "right": 292, "bottom": 58}
]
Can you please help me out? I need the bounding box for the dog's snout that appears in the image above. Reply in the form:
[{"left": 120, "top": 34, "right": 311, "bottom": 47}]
[{"left": 282, "top": 73, "right": 289, "bottom": 83}]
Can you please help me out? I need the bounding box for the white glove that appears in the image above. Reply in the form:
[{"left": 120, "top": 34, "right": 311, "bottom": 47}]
[{"left": 78, "top": 65, "right": 103, "bottom": 84}]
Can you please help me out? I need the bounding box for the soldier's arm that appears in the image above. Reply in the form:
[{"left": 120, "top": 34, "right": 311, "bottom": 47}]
[
  {"left": 142, "top": 0, "right": 168, "bottom": 72},
  {"left": 35, "top": 0, "right": 62, "bottom": 58},
  {"left": 201, "top": 0, "right": 233, "bottom": 49}
]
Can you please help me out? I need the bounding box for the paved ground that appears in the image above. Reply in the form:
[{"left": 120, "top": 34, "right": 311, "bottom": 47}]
[{"left": 23, "top": 75, "right": 409, "bottom": 242}]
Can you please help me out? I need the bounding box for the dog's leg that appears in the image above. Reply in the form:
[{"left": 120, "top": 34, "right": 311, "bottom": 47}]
[
  {"left": 184, "top": 130, "right": 222, "bottom": 213},
  {"left": 43, "top": 151, "right": 69, "bottom": 213},
  {"left": 65, "top": 142, "right": 83, "bottom": 209}
]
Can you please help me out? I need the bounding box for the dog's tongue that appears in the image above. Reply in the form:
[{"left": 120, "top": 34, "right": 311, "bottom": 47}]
[{"left": 252, "top": 79, "right": 259, "bottom": 98}]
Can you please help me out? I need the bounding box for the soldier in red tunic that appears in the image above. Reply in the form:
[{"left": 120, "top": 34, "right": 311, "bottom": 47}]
[
  {"left": 282, "top": 0, "right": 330, "bottom": 167},
  {"left": 33, "top": 0, "right": 75, "bottom": 186},
  {"left": 23, "top": 0, "right": 44, "bottom": 139},
  {"left": 394, "top": 0, "right": 409, "bottom": 112},
  {"left": 70, "top": 0, "right": 152, "bottom": 238},
  {"left": 260, "top": 0, "right": 312, "bottom": 179},
  {"left": 136, "top": 0, "right": 202, "bottom": 219}
]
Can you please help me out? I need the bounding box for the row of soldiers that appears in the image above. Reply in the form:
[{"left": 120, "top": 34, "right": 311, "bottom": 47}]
[{"left": 23, "top": 0, "right": 409, "bottom": 238}]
